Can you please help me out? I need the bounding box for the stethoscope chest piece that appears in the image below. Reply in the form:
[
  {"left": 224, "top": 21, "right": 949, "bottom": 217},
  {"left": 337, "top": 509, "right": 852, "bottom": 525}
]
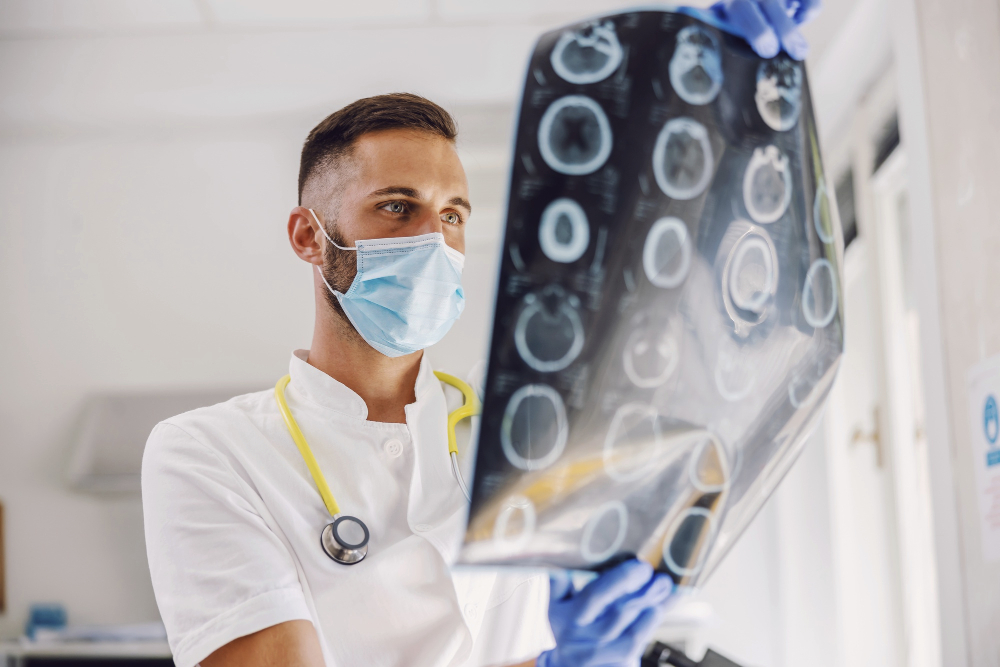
[{"left": 321, "top": 515, "right": 370, "bottom": 565}]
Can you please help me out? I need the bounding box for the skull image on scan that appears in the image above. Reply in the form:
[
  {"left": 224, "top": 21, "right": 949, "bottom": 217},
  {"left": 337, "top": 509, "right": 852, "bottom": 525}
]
[
  {"left": 551, "top": 20, "right": 624, "bottom": 84},
  {"left": 743, "top": 145, "right": 792, "bottom": 224},
  {"left": 669, "top": 25, "right": 724, "bottom": 105},
  {"left": 514, "top": 285, "right": 585, "bottom": 373},
  {"left": 653, "top": 117, "right": 714, "bottom": 200},
  {"left": 755, "top": 58, "right": 803, "bottom": 131},
  {"left": 538, "top": 95, "right": 613, "bottom": 175},
  {"left": 538, "top": 198, "right": 590, "bottom": 263},
  {"left": 459, "top": 10, "right": 844, "bottom": 589}
]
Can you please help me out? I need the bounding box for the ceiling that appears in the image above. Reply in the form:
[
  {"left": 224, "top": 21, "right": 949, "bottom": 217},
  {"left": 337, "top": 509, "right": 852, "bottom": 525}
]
[{"left": 0, "top": 0, "right": 879, "bottom": 146}]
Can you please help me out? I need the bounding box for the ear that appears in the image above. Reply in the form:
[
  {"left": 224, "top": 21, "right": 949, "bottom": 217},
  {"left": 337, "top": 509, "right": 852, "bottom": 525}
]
[{"left": 288, "top": 206, "right": 325, "bottom": 266}]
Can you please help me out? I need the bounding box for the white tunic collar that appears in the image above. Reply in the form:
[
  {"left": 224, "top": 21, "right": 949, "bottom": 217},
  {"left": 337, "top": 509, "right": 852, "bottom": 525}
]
[{"left": 288, "top": 349, "right": 439, "bottom": 420}]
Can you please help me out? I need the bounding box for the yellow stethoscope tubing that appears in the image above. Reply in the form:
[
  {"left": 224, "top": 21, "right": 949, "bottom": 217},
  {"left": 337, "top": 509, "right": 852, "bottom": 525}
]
[
  {"left": 275, "top": 374, "right": 342, "bottom": 517},
  {"left": 434, "top": 370, "right": 481, "bottom": 502},
  {"left": 274, "top": 371, "right": 481, "bottom": 519},
  {"left": 432, "top": 370, "right": 482, "bottom": 455}
]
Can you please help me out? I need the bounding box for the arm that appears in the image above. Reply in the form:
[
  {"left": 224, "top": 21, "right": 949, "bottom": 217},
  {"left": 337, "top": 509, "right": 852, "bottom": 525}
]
[
  {"left": 143, "top": 423, "right": 315, "bottom": 667},
  {"left": 201, "top": 620, "right": 324, "bottom": 667}
]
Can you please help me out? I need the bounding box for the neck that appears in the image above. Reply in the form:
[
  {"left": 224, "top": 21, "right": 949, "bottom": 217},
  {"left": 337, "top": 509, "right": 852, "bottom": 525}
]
[{"left": 308, "top": 293, "right": 422, "bottom": 424}]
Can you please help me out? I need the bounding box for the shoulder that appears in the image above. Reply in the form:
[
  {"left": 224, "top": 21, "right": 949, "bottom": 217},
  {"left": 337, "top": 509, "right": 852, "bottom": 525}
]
[{"left": 143, "top": 388, "right": 275, "bottom": 476}]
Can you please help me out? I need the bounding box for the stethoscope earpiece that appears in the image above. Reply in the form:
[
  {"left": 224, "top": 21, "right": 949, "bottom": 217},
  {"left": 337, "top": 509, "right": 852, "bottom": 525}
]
[{"left": 321, "top": 515, "right": 370, "bottom": 565}]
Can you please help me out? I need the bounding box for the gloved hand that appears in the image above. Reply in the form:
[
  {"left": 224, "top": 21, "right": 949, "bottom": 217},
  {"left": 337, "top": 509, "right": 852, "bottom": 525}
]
[
  {"left": 709, "top": 0, "right": 822, "bottom": 60},
  {"left": 538, "top": 559, "right": 675, "bottom": 667}
]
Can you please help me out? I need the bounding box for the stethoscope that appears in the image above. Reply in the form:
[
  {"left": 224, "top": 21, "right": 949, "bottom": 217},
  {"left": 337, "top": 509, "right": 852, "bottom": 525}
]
[{"left": 274, "top": 372, "right": 480, "bottom": 565}]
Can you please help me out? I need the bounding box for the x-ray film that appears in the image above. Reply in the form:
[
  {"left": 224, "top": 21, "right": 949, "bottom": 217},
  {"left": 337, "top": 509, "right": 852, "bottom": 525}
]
[{"left": 458, "top": 8, "right": 844, "bottom": 588}]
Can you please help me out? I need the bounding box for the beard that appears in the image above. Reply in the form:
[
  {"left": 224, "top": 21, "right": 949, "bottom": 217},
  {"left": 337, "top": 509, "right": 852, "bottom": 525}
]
[{"left": 319, "top": 222, "right": 358, "bottom": 325}]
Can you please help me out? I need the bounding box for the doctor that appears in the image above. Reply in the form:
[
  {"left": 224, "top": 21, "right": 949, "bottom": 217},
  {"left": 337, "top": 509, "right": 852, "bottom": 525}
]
[{"left": 142, "top": 7, "right": 818, "bottom": 667}]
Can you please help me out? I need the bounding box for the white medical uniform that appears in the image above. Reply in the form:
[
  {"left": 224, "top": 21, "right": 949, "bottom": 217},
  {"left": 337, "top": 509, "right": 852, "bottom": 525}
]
[{"left": 142, "top": 350, "right": 554, "bottom": 667}]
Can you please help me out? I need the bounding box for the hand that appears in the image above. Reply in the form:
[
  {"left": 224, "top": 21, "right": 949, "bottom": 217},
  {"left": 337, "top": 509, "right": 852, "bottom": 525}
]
[
  {"left": 538, "top": 560, "right": 674, "bottom": 667},
  {"left": 710, "top": 0, "right": 822, "bottom": 60}
]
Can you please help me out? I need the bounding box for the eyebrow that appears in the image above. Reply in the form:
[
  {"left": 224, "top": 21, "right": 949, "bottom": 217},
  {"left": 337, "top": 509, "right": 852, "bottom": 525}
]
[
  {"left": 448, "top": 196, "right": 472, "bottom": 214},
  {"left": 366, "top": 186, "right": 472, "bottom": 214}
]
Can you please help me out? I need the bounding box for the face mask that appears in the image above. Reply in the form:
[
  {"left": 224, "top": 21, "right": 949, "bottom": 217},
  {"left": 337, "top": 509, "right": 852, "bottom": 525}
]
[{"left": 309, "top": 209, "right": 466, "bottom": 357}]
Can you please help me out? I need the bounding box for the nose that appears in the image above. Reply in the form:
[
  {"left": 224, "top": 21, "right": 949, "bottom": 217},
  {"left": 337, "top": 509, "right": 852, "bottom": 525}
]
[{"left": 407, "top": 209, "right": 443, "bottom": 237}]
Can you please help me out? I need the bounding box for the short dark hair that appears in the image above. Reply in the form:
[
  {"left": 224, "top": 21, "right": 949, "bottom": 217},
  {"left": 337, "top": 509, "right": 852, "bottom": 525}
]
[{"left": 298, "top": 93, "right": 458, "bottom": 204}]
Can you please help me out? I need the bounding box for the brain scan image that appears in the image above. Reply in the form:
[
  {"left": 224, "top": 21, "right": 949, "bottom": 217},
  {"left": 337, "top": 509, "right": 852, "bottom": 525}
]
[
  {"left": 743, "top": 145, "right": 792, "bottom": 224},
  {"left": 492, "top": 495, "right": 536, "bottom": 552},
  {"left": 538, "top": 95, "right": 613, "bottom": 175},
  {"left": 802, "top": 259, "right": 839, "bottom": 328},
  {"left": 663, "top": 507, "right": 716, "bottom": 577},
  {"left": 714, "top": 337, "right": 758, "bottom": 402},
  {"left": 551, "top": 20, "right": 624, "bottom": 85},
  {"left": 603, "top": 403, "right": 664, "bottom": 482},
  {"left": 728, "top": 233, "right": 777, "bottom": 314},
  {"left": 755, "top": 58, "right": 803, "bottom": 131},
  {"left": 500, "top": 384, "right": 569, "bottom": 471},
  {"left": 623, "top": 320, "right": 680, "bottom": 388},
  {"left": 514, "top": 286, "right": 585, "bottom": 373},
  {"left": 653, "top": 117, "right": 714, "bottom": 200},
  {"left": 539, "top": 198, "right": 590, "bottom": 263},
  {"left": 643, "top": 216, "right": 692, "bottom": 288},
  {"left": 688, "top": 436, "right": 729, "bottom": 493},
  {"left": 580, "top": 500, "right": 629, "bottom": 563},
  {"left": 459, "top": 10, "right": 844, "bottom": 588},
  {"left": 669, "top": 25, "right": 724, "bottom": 105},
  {"left": 813, "top": 178, "right": 835, "bottom": 244}
]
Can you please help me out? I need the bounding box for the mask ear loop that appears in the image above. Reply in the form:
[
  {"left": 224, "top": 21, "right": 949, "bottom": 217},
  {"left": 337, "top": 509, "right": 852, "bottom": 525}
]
[
  {"left": 309, "top": 208, "right": 358, "bottom": 295},
  {"left": 308, "top": 208, "right": 357, "bottom": 252}
]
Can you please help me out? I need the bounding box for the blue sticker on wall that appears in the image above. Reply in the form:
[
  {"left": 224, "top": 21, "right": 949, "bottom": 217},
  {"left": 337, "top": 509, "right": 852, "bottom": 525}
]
[{"left": 985, "top": 394, "right": 1000, "bottom": 467}]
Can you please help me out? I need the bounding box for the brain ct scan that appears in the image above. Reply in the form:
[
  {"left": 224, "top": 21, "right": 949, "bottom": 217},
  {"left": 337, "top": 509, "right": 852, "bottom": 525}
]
[
  {"left": 623, "top": 320, "right": 680, "bottom": 388},
  {"left": 755, "top": 58, "right": 803, "bottom": 131},
  {"left": 728, "top": 234, "right": 777, "bottom": 313},
  {"left": 643, "top": 217, "right": 692, "bottom": 288},
  {"left": 669, "top": 25, "right": 724, "bottom": 105},
  {"left": 714, "top": 338, "right": 757, "bottom": 402},
  {"left": 493, "top": 495, "right": 537, "bottom": 552},
  {"left": 688, "top": 436, "right": 729, "bottom": 494},
  {"left": 459, "top": 9, "right": 844, "bottom": 589},
  {"left": 663, "top": 507, "right": 716, "bottom": 577},
  {"left": 514, "top": 286, "right": 585, "bottom": 373},
  {"left": 653, "top": 117, "right": 714, "bottom": 200},
  {"left": 743, "top": 145, "right": 792, "bottom": 224},
  {"left": 538, "top": 95, "right": 613, "bottom": 175},
  {"left": 802, "top": 259, "right": 838, "bottom": 328},
  {"left": 603, "top": 403, "right": 663, "bottom": 482},
  {"left": 580, "top": 500, "right": 629, "bottom": 563},
  {"left": 500, "top": 384, "right": 569, "bottom": 471},
  {"left": 539, "top": 198, "right": 590, "bottom": 263},
  {"left": 551, "top": 20, "right": 624, "bottom": 85},
  {"left": 813, "top": 179, "right": 835, "bottom": 244}
]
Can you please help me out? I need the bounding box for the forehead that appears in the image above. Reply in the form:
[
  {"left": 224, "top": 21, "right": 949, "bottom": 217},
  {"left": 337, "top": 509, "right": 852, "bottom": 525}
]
[{"left": 348, "top": 129, "right": 468, "bottom": 195}]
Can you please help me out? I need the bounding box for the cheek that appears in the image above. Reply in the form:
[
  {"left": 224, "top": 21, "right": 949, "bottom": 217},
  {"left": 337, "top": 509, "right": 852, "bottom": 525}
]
[{"left": 443, "top": 227, "right": 465, "bottom": 255}]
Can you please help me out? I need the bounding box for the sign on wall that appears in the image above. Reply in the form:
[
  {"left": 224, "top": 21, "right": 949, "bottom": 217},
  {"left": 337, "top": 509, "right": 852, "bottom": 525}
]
[{"left": 967, "top": 355, "right": 1000, "bottom": 563}]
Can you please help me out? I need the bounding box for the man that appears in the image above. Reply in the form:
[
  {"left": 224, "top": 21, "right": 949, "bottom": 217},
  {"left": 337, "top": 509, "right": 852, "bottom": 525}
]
[
  {"left": 142, "top": 8, "right": 818, "bottom": 666},
  {"left": 144, "top": 92, "right": 675, "bottom": 667}
]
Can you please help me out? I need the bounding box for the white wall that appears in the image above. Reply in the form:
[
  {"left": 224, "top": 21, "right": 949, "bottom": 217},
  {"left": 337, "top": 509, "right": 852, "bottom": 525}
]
[{"left": 890, "top": 0, "right": 1000, "bottom": 662}]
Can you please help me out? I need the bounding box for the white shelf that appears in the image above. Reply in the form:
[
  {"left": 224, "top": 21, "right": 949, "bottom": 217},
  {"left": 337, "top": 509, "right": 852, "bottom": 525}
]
[{"left": 0, "top": 640, "right": 172, "bottom": 658}]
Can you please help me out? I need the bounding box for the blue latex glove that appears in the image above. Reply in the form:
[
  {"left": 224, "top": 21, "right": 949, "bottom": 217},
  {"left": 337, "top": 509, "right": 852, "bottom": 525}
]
[
  {"left": 538, "top": 560, "right": 675, "bottom": 667},
  {"left": 710, "top": 0, "right": 822, "bottom": 60}
]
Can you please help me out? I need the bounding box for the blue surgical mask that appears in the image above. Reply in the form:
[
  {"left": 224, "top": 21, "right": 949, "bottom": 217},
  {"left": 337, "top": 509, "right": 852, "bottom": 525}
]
[{"left": 309, "top": 209, "right": 465, "bottom": 357}]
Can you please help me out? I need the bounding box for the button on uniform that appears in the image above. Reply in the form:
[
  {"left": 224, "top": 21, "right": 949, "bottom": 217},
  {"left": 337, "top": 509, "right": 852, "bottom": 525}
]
[
  {"left": 383, "top": 438, "right": 403, "bottom": 458},
  {"left": 464, "top": 603, "right": 479, "bottom": 621}
]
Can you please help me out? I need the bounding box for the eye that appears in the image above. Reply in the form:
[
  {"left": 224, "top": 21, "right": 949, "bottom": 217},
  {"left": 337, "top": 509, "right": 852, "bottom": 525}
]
[
  {"left": 383, "top": 201, "right": 407, "bottom": 214},
  {"left": 442, "top": 211, "right": 462, "bottom": 225}
]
